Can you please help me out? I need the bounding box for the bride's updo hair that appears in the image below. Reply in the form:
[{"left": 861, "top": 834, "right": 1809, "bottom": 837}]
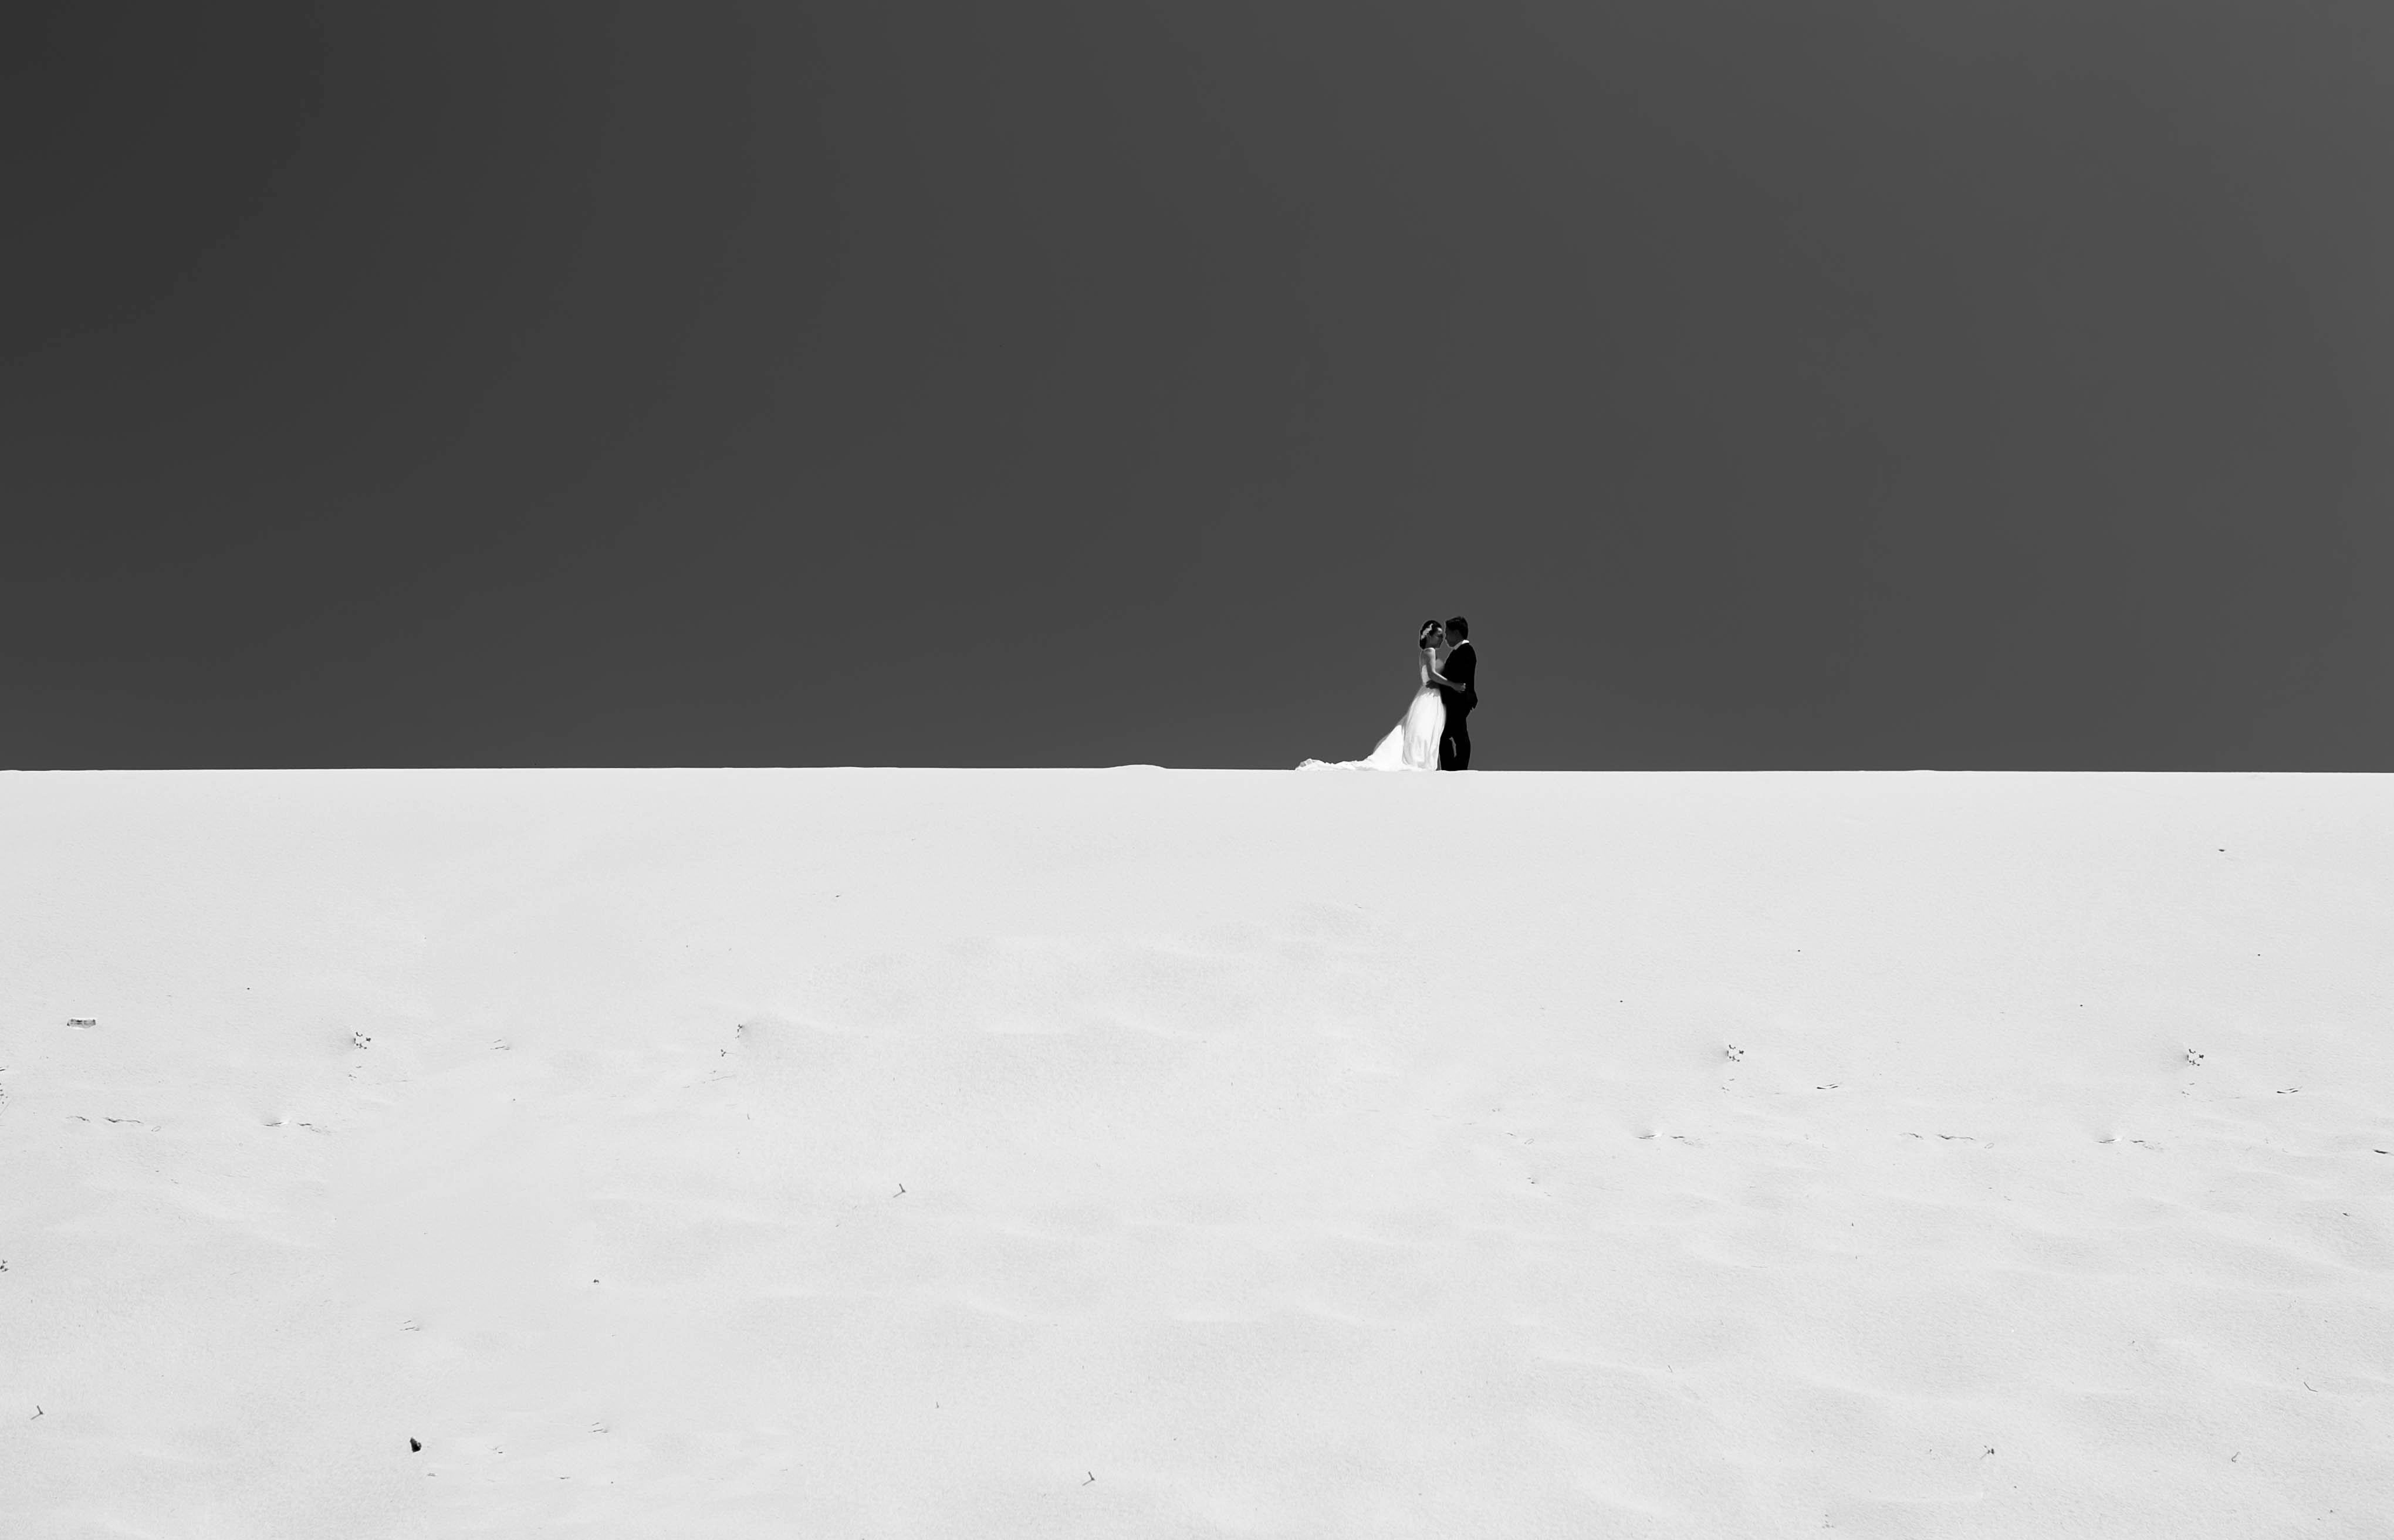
[{"left": 1418, "top": 619, "right": 1441, "bottom": 647}]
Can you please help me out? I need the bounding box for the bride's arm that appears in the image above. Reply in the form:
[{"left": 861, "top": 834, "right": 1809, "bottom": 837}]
[{"left": 1422, "top": 649, "right": 1456, "bottom": 688}]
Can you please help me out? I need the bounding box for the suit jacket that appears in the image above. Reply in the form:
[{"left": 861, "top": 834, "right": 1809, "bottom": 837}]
[{"left": 1436, "top": 641, "right": 1476, "bottom": 717}]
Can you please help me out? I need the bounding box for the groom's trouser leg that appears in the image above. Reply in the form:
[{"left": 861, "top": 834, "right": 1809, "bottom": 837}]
[{"left": 1440, "top": 718, "right": 1470, "bottom": 770}]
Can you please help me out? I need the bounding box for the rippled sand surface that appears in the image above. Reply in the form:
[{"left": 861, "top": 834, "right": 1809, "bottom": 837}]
[{"left": 2, "top": 769, "right": 2389, "bottom": 1536}]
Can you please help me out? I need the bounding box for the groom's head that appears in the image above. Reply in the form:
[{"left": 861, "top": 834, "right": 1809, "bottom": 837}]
[{"left": 1445, "top": 615, "right": 1469, "bottom": 642}]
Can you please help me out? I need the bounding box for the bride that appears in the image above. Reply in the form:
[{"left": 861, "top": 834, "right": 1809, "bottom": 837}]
[{"left": 1299, "top": 620, "right": 1448, "bottom": 771}]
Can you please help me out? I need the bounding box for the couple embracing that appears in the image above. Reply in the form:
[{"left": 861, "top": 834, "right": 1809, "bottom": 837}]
[{"left": 1300, "top": 615, "right": 1477, "bottom": 773}]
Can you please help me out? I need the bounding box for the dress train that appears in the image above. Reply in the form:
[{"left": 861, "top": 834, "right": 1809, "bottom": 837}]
[{"left": 1299, "top": 659, "right": 1445, "bottom": 771}]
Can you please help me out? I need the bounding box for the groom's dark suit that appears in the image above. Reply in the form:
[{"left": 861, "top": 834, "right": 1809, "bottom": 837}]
[{"left": 1435, "top": 641, "right": 1476, "bottom": 770}]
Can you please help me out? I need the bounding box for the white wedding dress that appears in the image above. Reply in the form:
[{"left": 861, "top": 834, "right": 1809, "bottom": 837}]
[{"left": 1299, "top": 654, "right": 1446, "bottom": 771}]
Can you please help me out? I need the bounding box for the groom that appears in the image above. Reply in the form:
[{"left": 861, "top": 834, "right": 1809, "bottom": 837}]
[{"left": 1428, "top": 614, "right": 1476, "bottom": 770}]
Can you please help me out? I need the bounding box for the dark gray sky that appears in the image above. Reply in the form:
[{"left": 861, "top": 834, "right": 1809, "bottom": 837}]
[{"left": 5, "top": 1, "right": 2389, "bottom": 768}]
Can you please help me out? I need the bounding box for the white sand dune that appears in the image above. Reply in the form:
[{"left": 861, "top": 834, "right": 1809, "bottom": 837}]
[{"left": 2, "top": 769, "right": 2389, "bottom": 1537}]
